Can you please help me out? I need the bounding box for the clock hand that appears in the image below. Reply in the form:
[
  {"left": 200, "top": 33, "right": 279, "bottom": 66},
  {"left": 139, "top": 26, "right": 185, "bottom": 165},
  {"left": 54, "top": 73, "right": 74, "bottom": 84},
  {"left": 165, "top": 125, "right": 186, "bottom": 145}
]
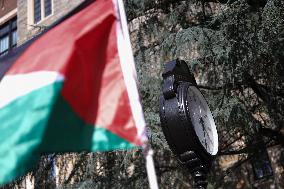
[
  {"left": 204, "top": 139, "right": 208, "bottom": 151},
  {"left": 199, "top": 117, "right": 209, "bottom": 150},
  {"left": 204, "top": 129, "right": 214, "bottom": 145},
  {"left": 199, "top": 118, "right": 206, "bottom": 135},
  {"left": 201, "top": 118, "right": 214, "bottom": 146},
  {"left": 202, "top": 116, "right": 214, "bottom": 145}
]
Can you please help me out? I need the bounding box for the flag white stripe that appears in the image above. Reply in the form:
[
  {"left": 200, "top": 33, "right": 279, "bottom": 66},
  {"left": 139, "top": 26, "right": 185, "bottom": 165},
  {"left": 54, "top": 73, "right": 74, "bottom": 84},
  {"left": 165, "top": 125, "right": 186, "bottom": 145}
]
[{"left": 0, "top": 71, "right": 64, "bottom": 108}]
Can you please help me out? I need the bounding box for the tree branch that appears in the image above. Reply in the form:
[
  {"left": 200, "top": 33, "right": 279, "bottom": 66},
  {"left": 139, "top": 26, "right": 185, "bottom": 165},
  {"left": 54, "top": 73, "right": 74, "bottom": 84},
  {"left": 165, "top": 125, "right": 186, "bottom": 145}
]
[
  {"left": 218, "top": 146, "right": 250, "bottom": 155},
  {"left": 197, "top": 85, "right": 223, "bottom": 90},
  {"left": 64, "top": 152, "right": 88, "bottom": 184},
  {"left": 260, "top": 127, "right": 284, "bottom": 146}
]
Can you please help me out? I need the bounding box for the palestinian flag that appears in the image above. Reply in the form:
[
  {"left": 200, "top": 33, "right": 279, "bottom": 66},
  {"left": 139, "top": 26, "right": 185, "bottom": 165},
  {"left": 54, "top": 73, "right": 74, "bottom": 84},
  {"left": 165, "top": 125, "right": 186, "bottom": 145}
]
[{"left": 0, "top": 0, "right": 146, "bottom": 185}]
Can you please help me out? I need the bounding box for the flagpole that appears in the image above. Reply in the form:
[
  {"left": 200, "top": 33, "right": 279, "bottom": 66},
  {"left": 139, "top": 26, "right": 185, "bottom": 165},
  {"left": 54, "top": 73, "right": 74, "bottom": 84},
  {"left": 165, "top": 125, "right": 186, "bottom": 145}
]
[
  {"left": 143, "top": 142, "right": 159, "bottom": 189},
  {"left": 115, "top": 1, "right": 159, "bottom": 189}
]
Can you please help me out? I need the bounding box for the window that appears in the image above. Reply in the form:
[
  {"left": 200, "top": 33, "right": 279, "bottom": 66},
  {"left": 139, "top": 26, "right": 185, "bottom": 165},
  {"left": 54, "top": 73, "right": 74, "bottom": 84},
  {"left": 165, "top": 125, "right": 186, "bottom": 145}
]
[
  {"left": 44, "top": 0, "right": 52, "bottom": 17},
  {"left": 29, "top": 0, "right": 53, "bottom": 24},
  {"left": 34, "top": 0, "right": 41, "bottom": 24},
  {"left": 0, "top": 17, "right": 17, "bottom": 56}
]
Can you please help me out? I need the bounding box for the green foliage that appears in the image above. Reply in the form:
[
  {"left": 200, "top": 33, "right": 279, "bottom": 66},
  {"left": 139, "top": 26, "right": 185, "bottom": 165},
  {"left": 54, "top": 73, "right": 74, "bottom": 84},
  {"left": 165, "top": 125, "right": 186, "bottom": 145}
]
[{"left": 127, "top": 0, "right": 284, "bottom": 188}]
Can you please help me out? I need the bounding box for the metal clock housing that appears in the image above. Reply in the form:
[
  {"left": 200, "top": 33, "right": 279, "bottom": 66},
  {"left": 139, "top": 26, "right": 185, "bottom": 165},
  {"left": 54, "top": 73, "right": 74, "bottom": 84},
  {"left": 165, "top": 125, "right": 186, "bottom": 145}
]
[{"left": 159, "top": 59, "right": 218, "bottom": 169}]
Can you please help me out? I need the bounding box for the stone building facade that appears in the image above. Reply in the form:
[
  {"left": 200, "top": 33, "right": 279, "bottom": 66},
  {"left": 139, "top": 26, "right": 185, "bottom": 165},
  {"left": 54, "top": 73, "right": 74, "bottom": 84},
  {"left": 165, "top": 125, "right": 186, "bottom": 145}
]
[
  {"left": 17, "top": 0, "right": 84, "bottom": 45},
  {"left": 0, "top": 0, "right": 85, "bottom": 54},
  {"left": 0, "top": 0, "right": 17, "bottom": 21}
]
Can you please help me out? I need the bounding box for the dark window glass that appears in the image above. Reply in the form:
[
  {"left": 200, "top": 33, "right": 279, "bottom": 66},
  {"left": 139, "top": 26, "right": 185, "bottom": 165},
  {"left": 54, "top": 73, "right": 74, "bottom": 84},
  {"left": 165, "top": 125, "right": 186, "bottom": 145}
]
[
  {"left": 44, "top": 0, "right": 52, "bottom": 17},
  {"left": 12, "top": 30, "right": 17, "bottom": 47},
  {"left": 34, "top": 0, "right": 41, "bottom": 24},
  {"left": 11, "top": 19, "right": 17, "bottom": 30},
  {"left": 0, "top": 25, "right": 9, "bottom": 37},
  {"left": 0, "top": 35, "right": 9, "bottom": 55},
  {"left": 0, "top": 17, "right": 17, "bottom": 56}
]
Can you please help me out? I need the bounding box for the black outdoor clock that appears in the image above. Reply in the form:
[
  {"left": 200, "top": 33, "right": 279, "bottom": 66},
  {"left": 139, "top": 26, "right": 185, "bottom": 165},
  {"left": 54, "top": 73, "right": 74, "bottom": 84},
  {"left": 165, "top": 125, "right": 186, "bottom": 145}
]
[{"left": 159, "top": 59, "right": 218, "bottom": 188}]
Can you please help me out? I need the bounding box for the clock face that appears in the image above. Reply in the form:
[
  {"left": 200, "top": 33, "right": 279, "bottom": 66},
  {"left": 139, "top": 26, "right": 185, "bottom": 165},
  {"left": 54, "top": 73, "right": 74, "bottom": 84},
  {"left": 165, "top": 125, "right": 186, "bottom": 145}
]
[{"left": 186, "top": 86, "right": 218, "bottom": 155}]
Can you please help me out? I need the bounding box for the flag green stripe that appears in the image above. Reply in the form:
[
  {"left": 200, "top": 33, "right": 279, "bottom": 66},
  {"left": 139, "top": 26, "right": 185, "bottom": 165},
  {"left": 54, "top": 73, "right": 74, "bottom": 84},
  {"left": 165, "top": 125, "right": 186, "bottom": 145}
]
[
  {"left": 0, "top": 82, "right": 62, "bottom": 185},
  {"left": 40, "top": 94, "right": 136, "bottom": 152},
  {"left": 0, "top": 82, "right": 136, "bottom": 185}
]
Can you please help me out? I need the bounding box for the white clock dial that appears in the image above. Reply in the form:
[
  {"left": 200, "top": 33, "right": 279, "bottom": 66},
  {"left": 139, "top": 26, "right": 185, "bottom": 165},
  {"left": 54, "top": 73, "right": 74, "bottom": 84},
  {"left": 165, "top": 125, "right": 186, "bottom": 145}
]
[{"left": 187, "top": 86, "right": 218, "bottom": 155}]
